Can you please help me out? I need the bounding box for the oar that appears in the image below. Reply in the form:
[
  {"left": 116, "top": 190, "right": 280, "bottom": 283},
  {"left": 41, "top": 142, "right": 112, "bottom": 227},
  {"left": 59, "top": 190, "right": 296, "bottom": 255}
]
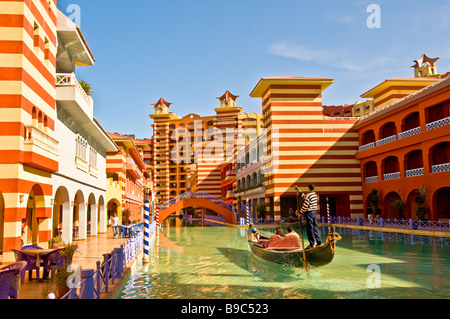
[{"left": 295, "top": 185, "right": 308, "bottom": 271}]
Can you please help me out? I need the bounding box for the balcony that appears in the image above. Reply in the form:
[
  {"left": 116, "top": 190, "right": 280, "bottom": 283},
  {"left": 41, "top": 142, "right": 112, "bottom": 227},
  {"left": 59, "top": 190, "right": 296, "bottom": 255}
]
[
  {"left": 426, "top": 116, "right": 450, "bottom": 131},
  {"left": 405, "top": 167, "right": 424, "bottom": 177},
  {"left": 431, "top": 163, "right": 450, "bottom": 173},
  {"left": 398, "top": 127, "right": 421, "bottom": 139},
  {"left": 383, "top": 172, "right": 400, "bottom": 180},
  {"left": 365, "top": 176, "right": 378, "bottom": 183},
  {"left": 376, "top": 135, "right": 397, "bottom": 146},
  {"left": 125, "top": 159, "right": 142, "bottom": 180},
  {"left": 56, "top": 73, "right": 94, "bottom": 120},
  {"left": 358, "top": 142, "right": 375, "bottom": 152},
  {"left": 23, "top": 125, "right": 59, "bottom": 172}
]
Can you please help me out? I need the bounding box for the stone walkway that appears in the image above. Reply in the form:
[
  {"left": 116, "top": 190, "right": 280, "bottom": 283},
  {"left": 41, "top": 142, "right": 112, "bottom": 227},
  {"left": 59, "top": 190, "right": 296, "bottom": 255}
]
[{"left": 15, "top": 228, "right": 131, "bottom": 299}]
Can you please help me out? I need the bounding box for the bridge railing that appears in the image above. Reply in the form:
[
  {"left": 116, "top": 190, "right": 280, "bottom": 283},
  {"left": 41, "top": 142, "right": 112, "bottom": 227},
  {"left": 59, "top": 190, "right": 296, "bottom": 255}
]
[{"left": 157, "top": 192, "right": 235, "bottom": 213}]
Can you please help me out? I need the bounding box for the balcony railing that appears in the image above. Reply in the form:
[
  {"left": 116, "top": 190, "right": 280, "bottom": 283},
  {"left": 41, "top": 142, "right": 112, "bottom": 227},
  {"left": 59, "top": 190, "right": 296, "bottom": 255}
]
[
  {"left": 426, "top": 116, "right": 450, "bottom": 131},
  {"left": 365, "top": 176, "right": 378, "bottom": 183},
  {"left": 24, "top": 125, "right": 59, "bottom": 155},
  {"left": 398, "top": 127, "right": 421, "bottom": 139},
  {"left": 383, "top": 172, "right": 401, "bottom": 180},
  {"left": 56, "top": 73, "right": 91, "bottom": 105},
  {"left": 405, "top": 167, "right": 424, "bottom": 177},
  {"left": 358, "top": 142, "right": 376, "bottom": 152},
  {"left": 431, "top": 163, "right": 450, "bottom": 173},
  {"left": 376, "top": 135, "right": 397, "bottom": 146}
]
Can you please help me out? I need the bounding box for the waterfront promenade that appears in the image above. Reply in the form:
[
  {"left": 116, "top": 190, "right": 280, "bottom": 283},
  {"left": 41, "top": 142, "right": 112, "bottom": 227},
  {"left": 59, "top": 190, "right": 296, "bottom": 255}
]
[{"left": 13, "top": 228, "right": 133, "bottom": 299}]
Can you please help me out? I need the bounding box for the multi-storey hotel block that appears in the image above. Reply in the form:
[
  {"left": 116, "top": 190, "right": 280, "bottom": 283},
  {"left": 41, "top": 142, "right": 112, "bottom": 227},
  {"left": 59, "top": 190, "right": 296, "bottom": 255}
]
[
  {"left": 354, "top": 58, "right": 450, "bottom": 220},
  {"left": 250, "top": 77, "right": 363, "bottom": 222},
  {"left": 149, "top": 92, "right": 261, "bottom": 205},
  {"left": 0, "top": 4, "right": 123, "bottom": 263},
  {"left": 106, "top": 133, "right": 151, "bottom": 224}
]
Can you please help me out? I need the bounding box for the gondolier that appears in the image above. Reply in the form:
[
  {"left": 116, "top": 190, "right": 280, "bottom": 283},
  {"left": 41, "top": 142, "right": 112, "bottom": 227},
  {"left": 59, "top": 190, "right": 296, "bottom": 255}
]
[{"left": 297, "top": 184, "right": 322, "bottom": 249}]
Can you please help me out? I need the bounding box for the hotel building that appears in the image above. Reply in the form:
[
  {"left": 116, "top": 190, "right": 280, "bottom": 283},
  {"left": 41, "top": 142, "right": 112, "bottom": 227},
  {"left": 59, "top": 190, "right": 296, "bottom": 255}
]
[
  {"left": 106, "top": 133, "right": 151, "bottom": 224},
  {"left": 52, "top": 9, "right": 117, "bottom": 244},
  {"left": 250, "top": 77, "right": 363, "bottom": 221},
  {"left": 0, "top": 0, "right": 59, "bottom": 263},
  {"left": 354, "top": 55, "right": 450, "bottom": 220},
  {"left": 149, "top": 92, "right": 261, "bottom": 205}
]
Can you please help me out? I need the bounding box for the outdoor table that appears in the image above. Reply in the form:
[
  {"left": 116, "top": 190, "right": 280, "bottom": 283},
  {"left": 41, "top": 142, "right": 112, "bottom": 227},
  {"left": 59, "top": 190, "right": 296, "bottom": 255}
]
[
  {"left": 120, "top": 224, "right": 137, "bottom": 237},
  {"left": 18, "top": 248, "right": 59, "bottom": 278}
]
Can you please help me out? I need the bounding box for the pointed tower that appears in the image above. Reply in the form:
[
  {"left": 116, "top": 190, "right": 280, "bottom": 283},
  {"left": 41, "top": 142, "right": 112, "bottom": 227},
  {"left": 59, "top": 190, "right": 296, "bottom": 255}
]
[{"left": 149, "top": 98, "right": 179, "bottom": 203}]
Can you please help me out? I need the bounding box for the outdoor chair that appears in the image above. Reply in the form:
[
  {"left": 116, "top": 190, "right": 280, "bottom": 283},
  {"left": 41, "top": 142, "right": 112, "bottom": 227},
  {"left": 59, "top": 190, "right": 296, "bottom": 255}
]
[
  {"left": 11, "top": 249, "right": 41, "bottom": 284},
  {"left": 42, "top": 248, "right": 67, "bottom": 280},
  {"left": 0, "top": 261, "right": 26, "bottom": 299},
  {"left": 21, "top": 245, "right": 43, "bottom": 251},
  {"left": 0, "top": 269, "right": 20, "bottom": 299},
  {"left": 117, "top": 225, "right": 125, "bottom": 238}
]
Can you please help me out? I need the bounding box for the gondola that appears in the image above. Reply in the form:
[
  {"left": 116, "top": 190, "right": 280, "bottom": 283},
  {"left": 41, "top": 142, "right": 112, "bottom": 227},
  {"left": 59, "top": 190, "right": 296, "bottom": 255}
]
[
  {"left": 280, "top": 219, "right": 306, "bottom": 230},
  {"left": 247, "top": 226, "right": 340, "bottom": 269}
]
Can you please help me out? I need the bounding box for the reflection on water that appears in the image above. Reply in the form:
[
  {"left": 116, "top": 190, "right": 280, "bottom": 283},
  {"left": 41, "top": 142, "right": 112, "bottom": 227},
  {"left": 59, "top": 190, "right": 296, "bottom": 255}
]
[{"left": 119, "top": 218, "right": 450, "bottom": 299}]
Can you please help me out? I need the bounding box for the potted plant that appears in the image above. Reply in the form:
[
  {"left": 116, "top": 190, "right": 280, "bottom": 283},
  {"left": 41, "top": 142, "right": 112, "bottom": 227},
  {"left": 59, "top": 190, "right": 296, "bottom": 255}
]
[
  {"left": 44, "top": 242, "right": 79, "bottom": 298},
  {"left": 391, "top": 199, "right": 405, "bottom": 219},
  {"left": 256, "top": 203, "right": 266, "bottom": 220},
  {"left": 415, "top": 186, "right": 428, "bottom": 220},
  {"left": 48, "top": 236, "right": 63, "bottom": 249}
]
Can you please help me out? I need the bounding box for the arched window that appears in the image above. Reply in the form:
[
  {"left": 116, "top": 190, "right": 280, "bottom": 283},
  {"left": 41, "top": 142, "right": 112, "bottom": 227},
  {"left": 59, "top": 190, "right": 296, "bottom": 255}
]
[
  {"left": 32, "top": 107, "right": 37, "bottom": 126},
  {"left": 379, "top": 122, "right": 397, "bottom": 139},
  {"left": 383, "top": 156, "right": 400, "bottom": 180},
  {"left": 429, "top": 142, "right": 450, "bottom": 173},
  {"left": 362, "top": 130, "right": 375, "bottom": 145},
  {"left": 403, "top": 112, "right": 420, "bottom": 132}
]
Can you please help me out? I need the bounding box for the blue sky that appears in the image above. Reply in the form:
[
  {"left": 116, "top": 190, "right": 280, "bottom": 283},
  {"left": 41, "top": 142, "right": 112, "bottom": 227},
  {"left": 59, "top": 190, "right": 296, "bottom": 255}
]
[{"left": 56, "top": 0, "right": 450, "bottom": 139}]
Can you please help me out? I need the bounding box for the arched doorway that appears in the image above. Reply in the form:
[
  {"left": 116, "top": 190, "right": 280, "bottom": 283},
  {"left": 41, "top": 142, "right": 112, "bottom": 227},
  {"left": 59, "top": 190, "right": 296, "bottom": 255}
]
[
  {"left": 24, "top": 184, "right": 45, "bottom": 246},
  {"left": 433, "top": 187, "right": 450, "bottom": 220},
  {"left": 52, "top": 186, "right": 70, "bottom": 242},
  {"left": 97, "top": 195, "right": 105, "bottom": 234},
  {"left": 73, "top": 190, "right": 85, "bottom": 240},
  {"left": 384, "top": 191, "right": 404, "bottom": 219},
  {"left": 87, "top": 193, "right": 96, "bottom": 236}
]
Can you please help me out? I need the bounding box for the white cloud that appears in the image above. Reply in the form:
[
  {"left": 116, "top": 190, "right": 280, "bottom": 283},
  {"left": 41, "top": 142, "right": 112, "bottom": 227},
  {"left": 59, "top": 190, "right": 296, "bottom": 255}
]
[{"left": 267, "top": 41, "right": 395, "bottom": 72}]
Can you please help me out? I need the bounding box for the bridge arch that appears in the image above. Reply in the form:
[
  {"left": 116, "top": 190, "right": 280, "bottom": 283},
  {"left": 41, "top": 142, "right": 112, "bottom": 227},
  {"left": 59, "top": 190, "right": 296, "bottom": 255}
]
[{"left": 158, "top": 192, "right": 236, "bottom": 224}]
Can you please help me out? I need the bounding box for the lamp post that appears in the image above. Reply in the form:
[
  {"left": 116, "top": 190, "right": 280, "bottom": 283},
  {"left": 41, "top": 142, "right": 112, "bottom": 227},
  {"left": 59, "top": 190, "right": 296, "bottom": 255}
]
[{"left": 143, "top": 187, "right": 150, "bottom": 263}]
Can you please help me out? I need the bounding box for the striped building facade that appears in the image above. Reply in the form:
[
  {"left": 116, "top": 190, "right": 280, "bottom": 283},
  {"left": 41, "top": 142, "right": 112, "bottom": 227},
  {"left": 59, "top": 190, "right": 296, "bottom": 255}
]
[
  {"left": 0, "top": 0, "right": 58, "bottom": 262},
  {"left": 106, "top": 132, "right": 150, "bottom": 224},
  {"left": 250, "top": 77, "right": 363, "bottom": 221},
  {"left": 150, "top": 93, "right": 261, "bottom": 205}
]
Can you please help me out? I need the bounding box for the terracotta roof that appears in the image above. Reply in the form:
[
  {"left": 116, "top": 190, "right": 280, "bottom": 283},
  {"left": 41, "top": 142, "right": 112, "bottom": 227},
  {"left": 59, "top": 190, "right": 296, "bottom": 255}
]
[
  {"left": 217, "top": 90, "right": 239, "bottom": 101},
  {"left": 250, "top": 76, "right": 334, "bottom": 97},
  {"left": 355, "top": 75, "right": 450, "bottom": 127}
]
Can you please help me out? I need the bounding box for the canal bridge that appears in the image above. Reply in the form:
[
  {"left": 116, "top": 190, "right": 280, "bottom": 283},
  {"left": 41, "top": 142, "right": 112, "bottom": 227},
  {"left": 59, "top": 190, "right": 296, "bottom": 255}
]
[{"left": 157, "top": 192, "right": 237, "bottom": 224}]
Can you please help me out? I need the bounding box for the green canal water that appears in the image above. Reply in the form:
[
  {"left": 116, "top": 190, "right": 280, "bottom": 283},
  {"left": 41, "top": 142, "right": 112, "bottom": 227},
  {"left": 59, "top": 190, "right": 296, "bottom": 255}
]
[{"left": 118, "top": 220, "right": 450, "bottom": 299}]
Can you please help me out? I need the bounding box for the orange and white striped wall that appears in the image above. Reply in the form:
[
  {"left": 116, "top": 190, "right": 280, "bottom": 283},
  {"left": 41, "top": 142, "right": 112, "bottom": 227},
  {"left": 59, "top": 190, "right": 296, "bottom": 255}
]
[
  {"left": 250, "top": 77, "right": 363, "bottom": 221},
  {"left": 1, "top": 0, "right": 58, "bottom": 263}
]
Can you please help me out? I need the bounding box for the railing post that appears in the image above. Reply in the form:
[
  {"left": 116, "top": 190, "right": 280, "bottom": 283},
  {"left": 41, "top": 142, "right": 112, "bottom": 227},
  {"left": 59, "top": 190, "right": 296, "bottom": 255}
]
[
  {"left": 96, "top": 261, "right": 101, "bottom": 299},
  {"left": 114, "top": 247, "right": 123, "bottom": 278},
  {"left": 80, "top": 269, "right": 95, "bottom": 299},
  {"left": 110, "top": 250, "right": 116, "bottom": 285},
  {"left": 104, "top": 254, "right": 110, "bottom": 292},
  {"left": 409, "top": 219, "right": 413, "bottom": 230},
  {"left": 380, "top": 217, "right": 384, "bottom": 228}
]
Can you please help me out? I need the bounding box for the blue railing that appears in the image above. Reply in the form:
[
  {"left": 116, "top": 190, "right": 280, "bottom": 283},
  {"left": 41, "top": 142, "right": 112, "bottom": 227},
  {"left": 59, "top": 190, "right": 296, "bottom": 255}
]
[
  {"left": 60, "top": 221, "right": 156, "bottom": 299},
  {"left": 158, "top": 191, "right": 234, "bottom": 212},
  {"left": 323, "top": 216, "right": 450, "bottom": 232}
]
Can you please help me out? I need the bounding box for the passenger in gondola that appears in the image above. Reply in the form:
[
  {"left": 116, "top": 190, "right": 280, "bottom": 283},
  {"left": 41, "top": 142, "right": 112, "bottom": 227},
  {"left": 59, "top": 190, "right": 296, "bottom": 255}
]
[
  {"left": 247, "top": 224, "right": 254, "bottom": 241},
  {"left": 285, "top": 226, "right": 301, "bottom": 248},
  {"left": 266, "top": 227, "right": 285, "bottom": 248},
  {"left": 251, "top": 228, "right": 260, "bottom": 242}
]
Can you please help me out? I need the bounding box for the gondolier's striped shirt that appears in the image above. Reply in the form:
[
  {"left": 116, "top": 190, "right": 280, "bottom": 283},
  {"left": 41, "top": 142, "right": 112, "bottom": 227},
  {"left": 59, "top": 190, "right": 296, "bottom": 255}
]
[{"left": 300, "top": 192, "right": 318, "bottom": 213}]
